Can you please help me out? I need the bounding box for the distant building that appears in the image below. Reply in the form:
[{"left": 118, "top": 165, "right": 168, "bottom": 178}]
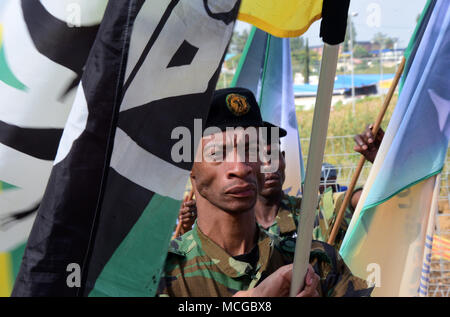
[{"left": 310, "top": 45, "right": 323, "bottom": 56}]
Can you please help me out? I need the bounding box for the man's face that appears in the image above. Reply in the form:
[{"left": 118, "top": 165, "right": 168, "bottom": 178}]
[
  {"left": 260, "top": 143, "right": 286, "bottom": 198},
  {"left": 191, "top": 129, "right": 263, "bottom": 214}
]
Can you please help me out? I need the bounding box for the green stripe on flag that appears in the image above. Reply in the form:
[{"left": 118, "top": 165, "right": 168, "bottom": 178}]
[
  {"left": 11, "top": 243, "right": 26, "bottom": 281},
  {"left": 341, "top": 169, "right": 442, "bottom": 255},
  {"left": 359, "top": 168, "right": 443, "bottom": 213},
  {"left": 0, "top": 42, "right": 27, "bottom": 91},
  {"left": 88, "top": 193, "right": 182, "bottom": 297},
  {"left": 0, "top": 181, "right": 17, "bottom": 191},
  {"left": 231, "top": 26, "right": 257, "bottom": 87}
]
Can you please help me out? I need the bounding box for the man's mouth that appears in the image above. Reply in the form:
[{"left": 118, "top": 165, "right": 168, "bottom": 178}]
[
  {"left": 225, "top": 183, "right": 256, "bottom": 198},
  {"left": 264, "top": 174, "right": 280, "bottom": 187}
]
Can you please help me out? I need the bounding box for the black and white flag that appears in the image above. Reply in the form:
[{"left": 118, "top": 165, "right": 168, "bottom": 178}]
[{"left": 13, "top": 0, "right": 240, "bottom": 297}]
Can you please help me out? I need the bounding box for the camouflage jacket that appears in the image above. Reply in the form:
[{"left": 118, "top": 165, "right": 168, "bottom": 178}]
[
  {"left": 157, "top": 225, "right": 372, "bottom": 297},
  {"left": 313, "top": 187, "right": 361, "bottom": 249},
  {"left": 259, "top": 194, "right": 301, "bottom": 248},
  {"left": 258, "top": 192, "right": 355, "bottom": 250}
]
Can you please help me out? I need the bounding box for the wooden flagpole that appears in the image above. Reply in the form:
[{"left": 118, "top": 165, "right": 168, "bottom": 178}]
[
  {"left": 327, "top": 56, "right": 406, "bottom": 245},
  {"left": 289, "top": 43, "right": 340, "bottom": 296}
]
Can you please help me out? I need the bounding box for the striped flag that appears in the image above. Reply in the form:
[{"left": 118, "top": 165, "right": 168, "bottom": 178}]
[
  {"left": 340, "top": 0, "right": 450, "bottom": 297},
  {"left": 417, "top": 175, "right": 439, "bottom": 297},
  {"left": 12, "top": 0, "right": 240, "bottom": 297},
  {"left": 0, "top": 0, "right": 107, "bottom": 296},
  {"left": 231, "top": 26, "right": 304, "bottom": 195}
]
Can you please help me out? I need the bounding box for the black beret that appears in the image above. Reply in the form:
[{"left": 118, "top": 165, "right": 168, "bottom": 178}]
[
  {"left": 263, "top": 121, "right": 287, "bottom": 139},
  {"left": 204, "top": 87, "right": 264, "bottom": 135}
]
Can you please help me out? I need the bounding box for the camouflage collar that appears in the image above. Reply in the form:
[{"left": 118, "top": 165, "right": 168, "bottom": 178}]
[
  {"left": 168, "top": 230, "right": 198, "bottom": 256},
  {"left": 194, "top": 225, "right": 272, "bottom": 279},
  {"left": 275, "top": 208, "right": 297, "bottom": 234},
  {"left": 276, "top": 194, "right": 300, "bottom": 234}
]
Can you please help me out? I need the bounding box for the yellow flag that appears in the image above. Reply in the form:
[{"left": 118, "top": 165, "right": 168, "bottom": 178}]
[
  {"left": 0, "top": 252, "right": 13, "bottom": 297},
  {"left": 238, "top": 0, "right": 323, "bottom": 38}
]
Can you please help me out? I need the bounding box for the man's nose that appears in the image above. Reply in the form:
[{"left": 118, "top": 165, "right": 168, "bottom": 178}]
[{"left": 226, "top": 160, "right": 253, "bottom": 179}]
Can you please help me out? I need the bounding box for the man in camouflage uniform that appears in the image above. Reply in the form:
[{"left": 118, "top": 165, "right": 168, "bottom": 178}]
[
  {"left": 253, "top": 123, "right": 301, "bottom": 251},
  {"left": 157, "top": 87, "right": 372, "bottom": 297},
  {"left": 313, "top": 124, "right": 384, "bottom": 248},
  {"left": 176, "top": 124, "right": 383, "bottom": 251},
  {"left": 313, "top": 164, "right": 361, "bottom": 249}
]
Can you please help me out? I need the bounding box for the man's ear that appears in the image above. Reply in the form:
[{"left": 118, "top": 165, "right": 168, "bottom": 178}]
[{"left": 190, "top": 174, "right": 198, "bottom": 197}]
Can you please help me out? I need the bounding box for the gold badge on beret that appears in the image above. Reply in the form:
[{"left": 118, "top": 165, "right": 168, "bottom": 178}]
[{"left": 226, "top": 93, "right": 250, "bottom": 116}]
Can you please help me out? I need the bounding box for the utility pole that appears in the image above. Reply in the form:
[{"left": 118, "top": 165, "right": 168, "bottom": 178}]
[
  {"left": 349, "top": 12, "right": 358, "bottom": 115},
  {"left": 305, "top": 38, "right": 310, "bottom": 84},
  {"left": 379, "top": 39, "right": 384, "bottom": 102}
]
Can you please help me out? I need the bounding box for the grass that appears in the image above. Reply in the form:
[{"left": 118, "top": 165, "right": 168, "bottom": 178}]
[{"left": 297, "top": 94, "right": 397, "bottom": 167}]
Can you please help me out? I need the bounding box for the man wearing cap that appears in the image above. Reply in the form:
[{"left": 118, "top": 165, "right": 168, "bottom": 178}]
[
  {"left": 157, "top": 88, "right": 372, "bottom": 297},
  {"left": 252, "top": 122, "right": 301, "bottom": 253},
  {"left": 176, "top": 120, "right": 383, "bottom": 251}
]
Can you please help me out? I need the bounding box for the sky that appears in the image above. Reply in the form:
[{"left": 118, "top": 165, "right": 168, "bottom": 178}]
[
  {"left": 235, "top": 0, "right": 428, "bottom": 48},
  {"left": 0, "top": 0, "right": 427, "bottom": 48}
]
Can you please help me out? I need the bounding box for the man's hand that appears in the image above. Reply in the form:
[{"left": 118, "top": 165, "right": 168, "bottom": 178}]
[
  {"left": 297, "top": 264, "right": 321, "bottom": 297},
  {"left": 233, "top": 264, "right": 320, "bottom": 297},
  {"left": 178, "top": 199, "right": 196, "bottom": 234},
  {"left": 353, "top": 124, "right": 384, "bottom": 163}
]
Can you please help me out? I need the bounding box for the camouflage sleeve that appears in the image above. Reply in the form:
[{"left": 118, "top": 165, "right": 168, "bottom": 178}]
[
  {"left": 348, "top": 186, "right": 364, "bottom": 213},
  {"left": 310, "top": 241, "right": 373, "bottom": 297}
]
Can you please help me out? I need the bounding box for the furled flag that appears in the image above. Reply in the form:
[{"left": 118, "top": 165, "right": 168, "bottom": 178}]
[
  {"left": 340, "top": 0, "right": 450, "bottom": 297},
  {"left": 12, "top": 0, "right": 240, "bottom": 297},
  {"left": 238, "top": 0, "right": 322, "bottom": 38},
  {"left": 231, "top": 26, "right": 304, "bottom": 196},
  {"left": 0, "top": 0, "right": 107, "bottom": 296}
]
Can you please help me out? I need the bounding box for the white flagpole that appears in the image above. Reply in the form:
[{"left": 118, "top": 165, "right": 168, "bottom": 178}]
[{"left": 290, "top": 43, "right": 340, "bottom": 296}]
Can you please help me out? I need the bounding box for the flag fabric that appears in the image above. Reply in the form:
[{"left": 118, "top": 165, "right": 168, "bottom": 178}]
[
  {"left": 238, "top": 0, "right": 349, "bottom": 42},
  {"left": 0, "top": 179, "right": 27, "bottom": 297},
  {"left": 400, "top": 0, "right": 436, "bottom": 92},
  {"left": 340, "top": 0, "right": 450, "bottom": 297},
  {"left": 231, "top": 26, "right": 304, "bottom": 196},
  {"left": 12, "top": 0, "right": 240, "bottom": 297},
  {"left": 417, "top": 175, "right": 439, "bottom": 297},
  {"left": 0, "top": 0, "right": 107, "bottom": 296},
  {"left": 238, "top": 0, "right": 322, "bottom": 38}
]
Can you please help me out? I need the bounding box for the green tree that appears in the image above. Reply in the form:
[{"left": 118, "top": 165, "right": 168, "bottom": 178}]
[
  {"left": 230, "top": 29, "right": 249, "bottom": 54},
  {"left": 291, "top": 46, "right": 319, "bottom": 81},
  {"left": 371, "top": 32, "right": 396, "bottom": 50},
  {"left": 304, "top": 38, "right": 310, "bottom": 84},
  {"left": 353, "top": 45, "right": 370, "bottom": 58},
  {"left": 290, "top": 37, "right": 304, "bottom": 51}
]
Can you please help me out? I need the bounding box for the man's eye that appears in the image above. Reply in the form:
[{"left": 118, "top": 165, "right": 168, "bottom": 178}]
[{"left": 210, "top": 150, "right": 223, "bottom": 160}]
